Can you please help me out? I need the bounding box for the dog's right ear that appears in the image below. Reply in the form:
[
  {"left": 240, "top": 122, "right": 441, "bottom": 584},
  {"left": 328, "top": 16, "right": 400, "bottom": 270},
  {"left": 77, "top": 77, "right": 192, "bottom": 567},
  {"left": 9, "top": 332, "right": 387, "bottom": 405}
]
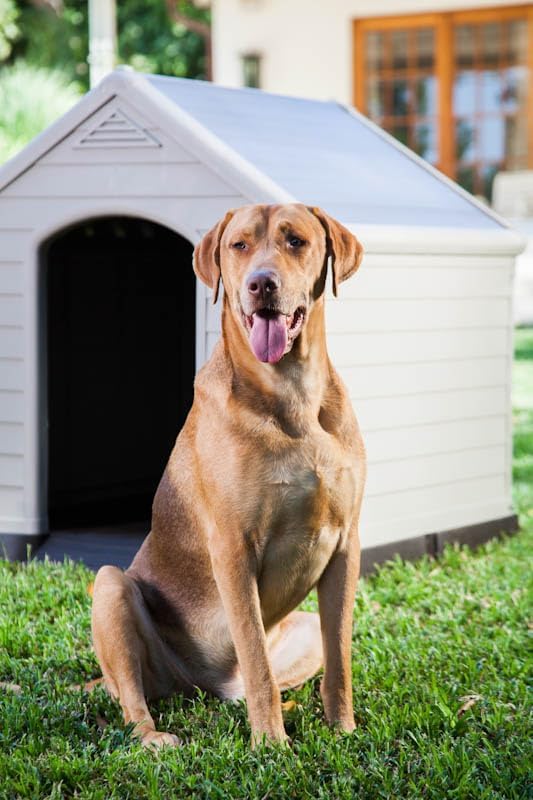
[{"left": 193, "top": 210, "right": 234, "bottom": 304}]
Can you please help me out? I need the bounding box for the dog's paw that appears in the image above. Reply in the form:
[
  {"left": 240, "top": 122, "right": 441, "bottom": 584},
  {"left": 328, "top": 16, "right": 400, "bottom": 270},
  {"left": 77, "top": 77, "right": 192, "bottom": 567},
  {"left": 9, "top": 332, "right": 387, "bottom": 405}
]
[{"left": 141, "top": 730, "right": 181, "bottom": 750}]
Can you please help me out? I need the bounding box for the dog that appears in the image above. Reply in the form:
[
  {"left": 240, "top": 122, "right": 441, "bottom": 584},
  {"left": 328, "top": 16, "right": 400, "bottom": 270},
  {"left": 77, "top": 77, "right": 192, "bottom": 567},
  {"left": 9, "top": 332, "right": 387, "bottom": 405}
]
[{"left": 90, "top": 203, "right": 366, "bottom": 748}]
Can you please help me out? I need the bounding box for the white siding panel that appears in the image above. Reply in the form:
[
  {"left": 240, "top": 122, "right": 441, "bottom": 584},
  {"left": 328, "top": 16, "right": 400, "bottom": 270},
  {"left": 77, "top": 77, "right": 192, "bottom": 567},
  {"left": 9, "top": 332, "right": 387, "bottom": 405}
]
[
  {"left": 327, "top": 297, "right": 508, "bottom": 333},
  {"left": 0, "top": 264, "right": 24, "bottom": 293},
  {"left": 0, "top": 454, "right": 23, "bottom": 486},
  {"left": 0, "top": 232, "right": 30, "bottom": 261},
  {"left": 0, "top": 486, "right": 25, "bottom": 519},
  {"left": 366, "top": 445, "right": 505, "bottom": 497},
  {"left": 345, "top": 263, "right": 512, "bottom": 299},
  {"left": 0, "top": 297, "right": 24, "bottom": 327},
  {"left": 4, "top": 163, "right": 239, "bottom": 198},
  {"left": 343, "top": 357, "right": 506, "bottom": 399},
  {"left": 206, "top": 294, "right": 223, "bottom": 332},
  {"left": 362, "top": 474, "right": 507, "bottom": 528},
  {"left": 0, "top": 423, "right": 23, "bottom": 455},
  {"left": 0, "top": 359, "right": 24, "bottom": 391},
  {"left": 328, "top": 328, "right": 509, "bottom": 367},
  {"left": 364, "top": 416, "right": 506, "bottom": 463},
  {"left": 0, "top": 392, "right": 24, "bottom": 423},
  {"left": 0, "top": 328, "right": 24, "bottom": 358},
  {"left": 353, "top": 386, "right": 507, "bottom": 431}
]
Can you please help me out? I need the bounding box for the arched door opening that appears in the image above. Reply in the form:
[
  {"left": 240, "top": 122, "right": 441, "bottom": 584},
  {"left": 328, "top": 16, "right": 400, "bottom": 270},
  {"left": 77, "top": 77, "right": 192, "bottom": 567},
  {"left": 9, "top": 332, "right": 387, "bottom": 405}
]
[{"left": 43, "top": 216, "right": 195, "bottom": 529}]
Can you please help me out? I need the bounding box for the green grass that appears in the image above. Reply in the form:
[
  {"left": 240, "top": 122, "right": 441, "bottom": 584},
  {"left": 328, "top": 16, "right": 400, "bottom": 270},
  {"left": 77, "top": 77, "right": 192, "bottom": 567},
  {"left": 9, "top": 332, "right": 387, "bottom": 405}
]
[{"left": 1, "top": 333, "right": 532, "bottom": 799}]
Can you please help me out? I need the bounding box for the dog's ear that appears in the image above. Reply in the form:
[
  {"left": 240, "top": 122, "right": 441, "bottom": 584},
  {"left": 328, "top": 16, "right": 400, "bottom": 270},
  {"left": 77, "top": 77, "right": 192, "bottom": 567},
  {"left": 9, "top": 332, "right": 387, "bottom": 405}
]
[
  {"left": 193, "top": 210, "right": 234, "bottom": 304},
  {"left": 308, "top": 207, "right": 364, "bottom": 297}
]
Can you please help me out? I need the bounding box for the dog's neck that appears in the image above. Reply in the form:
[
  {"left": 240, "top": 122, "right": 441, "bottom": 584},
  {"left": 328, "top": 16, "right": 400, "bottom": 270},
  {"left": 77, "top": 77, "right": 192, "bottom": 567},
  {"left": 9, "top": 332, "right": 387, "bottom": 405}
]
[{"left": 220, "top": 295, "right": 330, "bottom": 434}]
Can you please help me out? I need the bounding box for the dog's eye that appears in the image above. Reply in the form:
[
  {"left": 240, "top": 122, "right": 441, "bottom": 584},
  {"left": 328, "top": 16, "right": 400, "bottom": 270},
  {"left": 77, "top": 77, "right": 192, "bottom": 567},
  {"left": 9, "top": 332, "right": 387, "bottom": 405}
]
[
  {"left": 288, "top": 237, "right": 306, "bottom": 248},
  {"left": 231, "top": 241, "right": 247, "bottom": 250}
]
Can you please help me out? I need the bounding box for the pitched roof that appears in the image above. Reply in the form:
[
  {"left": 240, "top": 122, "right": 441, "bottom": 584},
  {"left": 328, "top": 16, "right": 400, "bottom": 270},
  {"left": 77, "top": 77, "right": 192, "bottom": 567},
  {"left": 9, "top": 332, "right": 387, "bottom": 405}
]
[{"left": 0, "top": 69, "right": 505, "bottom": 231}]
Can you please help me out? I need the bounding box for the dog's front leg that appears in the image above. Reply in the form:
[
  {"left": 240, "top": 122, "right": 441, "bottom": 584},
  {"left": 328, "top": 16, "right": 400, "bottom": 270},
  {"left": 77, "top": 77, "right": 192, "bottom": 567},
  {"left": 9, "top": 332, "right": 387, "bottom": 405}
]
[
  {"left": 317, "top": 524, "right": 360, "bottom": 732},
  {"left": 209, "top": 532, "right": 286, "bottom": 746}
]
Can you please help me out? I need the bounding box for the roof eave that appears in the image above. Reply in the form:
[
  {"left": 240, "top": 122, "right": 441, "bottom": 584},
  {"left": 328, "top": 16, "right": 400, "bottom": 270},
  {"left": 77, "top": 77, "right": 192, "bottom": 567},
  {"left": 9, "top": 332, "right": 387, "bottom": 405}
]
[{"left": 346, "top": 222, "right": 527, "bottom": 257}]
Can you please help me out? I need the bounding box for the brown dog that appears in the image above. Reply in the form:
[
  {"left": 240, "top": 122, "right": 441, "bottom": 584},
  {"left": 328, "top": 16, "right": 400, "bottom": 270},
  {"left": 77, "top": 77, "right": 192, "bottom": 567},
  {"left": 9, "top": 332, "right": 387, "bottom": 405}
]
[{"left": 90, "top": 203, "right": 366, "bottom": 748}]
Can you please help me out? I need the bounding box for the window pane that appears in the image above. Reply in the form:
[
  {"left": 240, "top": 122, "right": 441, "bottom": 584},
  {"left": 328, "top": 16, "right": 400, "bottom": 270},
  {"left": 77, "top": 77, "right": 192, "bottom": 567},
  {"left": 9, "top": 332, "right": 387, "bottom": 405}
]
[
  {"left": 392, "top": 79, "right": 410, "bottom": 116},
  {"left": 366, "top": 31, "right": 384, "bottom": 70},
  {"left": 507, "top": 20, "right": 528, "bottom": 64},
  {"left": 414, "top": 122, "right": 438, "bottom": 163},
  {"left": 482, "top": 164, "right": 499, "bottom": 200},
  {"left": 478, "top": 117, "right": 505, "bottom": 161},
  {"left": 456, "top": 119, "right": 476, "bottom": 161},
  {"left": 391, "top": 30, "right": 408, "bottom": 70},
  {"left": 415, "top": 76, "right": 437, "bottom": 115},
  {"left": 416, "top": 28, "right": 434, "bottom": 68},
  {"left": 502, "top": 66, "right": 528, "bottom": 113},
  {"left": 367, "top": 78, "right": 386, "bottom": 118},
  {"left": 480, "top": 70, "right": 502, "bottom": 113},
  {"left": 454, "top": 71, "right": 476, "bottom": 116},
  {"left": 392, "top": 125, "right": 409, "bottom": 147},
  {"left": 480, "top": 22, "right": 501, "bottom": 67},
  {"left": 455, "top": 25, "right": 475, "bottom": 67},
  {"left": 457, "top": 166, "right": 476, "bottom": 195},
  {"left": 505, "top": 116, "right": 528, "bottom": 161}
]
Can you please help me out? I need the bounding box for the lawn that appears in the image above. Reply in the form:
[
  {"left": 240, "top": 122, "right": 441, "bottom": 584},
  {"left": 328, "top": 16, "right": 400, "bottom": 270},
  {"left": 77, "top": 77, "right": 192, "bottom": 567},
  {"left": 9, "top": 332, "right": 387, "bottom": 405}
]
[{"left": 0, "top": 334, "right": 531, "bottom": 799}]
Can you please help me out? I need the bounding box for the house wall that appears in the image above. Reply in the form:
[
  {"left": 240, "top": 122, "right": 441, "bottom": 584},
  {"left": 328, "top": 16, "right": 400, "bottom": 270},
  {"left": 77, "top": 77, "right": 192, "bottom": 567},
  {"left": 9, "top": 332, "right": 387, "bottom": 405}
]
[
  {"left": 0, "top": 95, "right": 249, "bottom": 536},
  {"left": 212, "top": 0, "right": 531, "bottom": 103}
]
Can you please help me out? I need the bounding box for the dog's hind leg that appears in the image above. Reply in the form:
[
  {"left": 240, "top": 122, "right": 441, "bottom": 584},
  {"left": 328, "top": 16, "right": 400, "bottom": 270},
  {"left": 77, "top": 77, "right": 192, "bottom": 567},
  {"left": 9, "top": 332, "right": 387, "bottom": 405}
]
[
  {"left": 91, "top": 565, "right": 185, "bottom": 749},
  {"left": 268, "top": 611, "right": 323, "bottom": 691},
  {"left": 221, "top": 611, "right": 322, "bottom": 700}
]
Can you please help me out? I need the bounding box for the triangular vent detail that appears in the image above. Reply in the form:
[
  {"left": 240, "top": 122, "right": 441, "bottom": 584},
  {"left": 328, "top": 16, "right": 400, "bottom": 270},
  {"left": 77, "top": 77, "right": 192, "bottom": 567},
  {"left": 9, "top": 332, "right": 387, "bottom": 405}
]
[{"left": 76, "top": 109, "right": 161, "bottom": 149}]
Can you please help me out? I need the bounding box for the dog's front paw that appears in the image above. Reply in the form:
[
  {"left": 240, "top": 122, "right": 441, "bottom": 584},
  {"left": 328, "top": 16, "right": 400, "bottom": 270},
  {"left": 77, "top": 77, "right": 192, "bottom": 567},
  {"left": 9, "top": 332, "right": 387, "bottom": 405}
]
[
  {"left": 251, "top": 727, "right": 290, "bottom": 749},
  {"left": 140, "top": 730, "right": 181, "bottom": 750}
]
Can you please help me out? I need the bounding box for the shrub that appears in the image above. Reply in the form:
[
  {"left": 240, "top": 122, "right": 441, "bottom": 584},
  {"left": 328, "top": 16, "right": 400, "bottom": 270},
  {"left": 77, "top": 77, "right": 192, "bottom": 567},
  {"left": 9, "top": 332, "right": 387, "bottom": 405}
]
[{"left": 0, "top": 61, "right": 81, "bottom": 164}]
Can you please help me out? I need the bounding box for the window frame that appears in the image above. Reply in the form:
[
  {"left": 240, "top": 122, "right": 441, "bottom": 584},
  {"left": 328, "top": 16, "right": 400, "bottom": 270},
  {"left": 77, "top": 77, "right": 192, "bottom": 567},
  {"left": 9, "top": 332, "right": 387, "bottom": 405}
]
[{"left": 353, "top": 4, "right": 533, "bottom": 181}]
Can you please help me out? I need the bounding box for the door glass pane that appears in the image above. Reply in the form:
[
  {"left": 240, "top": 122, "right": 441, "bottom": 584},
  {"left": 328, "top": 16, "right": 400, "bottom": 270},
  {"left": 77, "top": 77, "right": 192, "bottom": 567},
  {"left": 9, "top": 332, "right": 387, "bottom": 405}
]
[
  {"left": 392, "top": 79, "right": 410, "bottom": 116},
  {"left": 416, "top": 28, "right": 434, "bottom": 68},
  {"left": 456, "top": 119, "right": 476, "bottom": 162},
  {"left": 481, "top": 23, "right": 501, "bottom": 67},
  {"left": 454, "top": 71, "right": 476, "bottom": 115},
  {"left": 480, "top": 71, "right": 502, "bottom": 113},
  {"left": 414, "top": 122, "right": 438, "bottom": 163},
  {"left": 456, "top": 25, "right": 475, "bottom": 67},
  {"left": 479, "top": 117, "right": 505, "bottom": 161},
  {"left": 391, "top": 30, "right": 408, "bottom": 70},
  {"left": 452, "top": 14, "right": 529, "bottom": 201},
  {"left": 507, "top": 20, "right": 527, "bottom": 64},
  {"left": 362, "top": 24, "right": 438, "bottom": 163},
  {"left": 415, "top": 76, "right": 437, "bottom": 115}
]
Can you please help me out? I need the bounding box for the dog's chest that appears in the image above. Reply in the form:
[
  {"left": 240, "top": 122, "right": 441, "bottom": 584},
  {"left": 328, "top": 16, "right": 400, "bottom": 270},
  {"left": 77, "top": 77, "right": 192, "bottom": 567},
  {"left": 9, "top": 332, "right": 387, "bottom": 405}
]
[{"left": 256, "top": 446, "right": 356, "bottom": 622}]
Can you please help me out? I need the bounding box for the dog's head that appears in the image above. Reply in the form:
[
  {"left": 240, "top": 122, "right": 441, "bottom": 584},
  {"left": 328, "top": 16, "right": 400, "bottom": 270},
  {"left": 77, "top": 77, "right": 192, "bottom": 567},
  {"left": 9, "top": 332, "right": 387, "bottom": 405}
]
[{"left": 194, "top": 204, "right": 363, "bottom": 364}]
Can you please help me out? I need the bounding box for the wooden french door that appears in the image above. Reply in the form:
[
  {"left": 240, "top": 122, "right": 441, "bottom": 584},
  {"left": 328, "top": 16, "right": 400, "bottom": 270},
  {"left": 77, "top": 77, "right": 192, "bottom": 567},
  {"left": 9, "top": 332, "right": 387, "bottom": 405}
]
[{"left": 353, "top": 5, "right": 533, "bottom": 199}]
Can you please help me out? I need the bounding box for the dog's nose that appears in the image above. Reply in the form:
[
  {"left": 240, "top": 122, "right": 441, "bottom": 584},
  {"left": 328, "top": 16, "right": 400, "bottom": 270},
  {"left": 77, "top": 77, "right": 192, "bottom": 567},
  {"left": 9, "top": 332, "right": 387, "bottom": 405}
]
[{"left": 246, "top": 270, "right": 280, "bottom": 300}]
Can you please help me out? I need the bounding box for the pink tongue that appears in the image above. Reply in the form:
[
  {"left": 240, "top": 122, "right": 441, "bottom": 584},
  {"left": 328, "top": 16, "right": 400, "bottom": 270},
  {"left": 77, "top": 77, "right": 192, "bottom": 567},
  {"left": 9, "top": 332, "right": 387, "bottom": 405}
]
[{"left": 249, "top": 313, "right": 288, "bottom": 363}]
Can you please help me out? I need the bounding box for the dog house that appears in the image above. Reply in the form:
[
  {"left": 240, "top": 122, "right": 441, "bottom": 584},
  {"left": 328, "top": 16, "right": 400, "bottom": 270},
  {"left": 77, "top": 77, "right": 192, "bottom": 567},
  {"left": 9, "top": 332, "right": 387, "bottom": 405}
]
[{"left": 0, "top": 69, "right": 524, "bottom": 565}]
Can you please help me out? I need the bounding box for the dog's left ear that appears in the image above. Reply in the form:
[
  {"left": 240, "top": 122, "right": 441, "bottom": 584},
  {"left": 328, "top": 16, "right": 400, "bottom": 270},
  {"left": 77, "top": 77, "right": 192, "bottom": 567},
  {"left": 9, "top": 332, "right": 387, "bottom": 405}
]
[
  {"left": 308, "top": 207, "right": 364, "bottom": 297},
  {"left": 193, "top": 210, "right": 234, "bottom": 304}
]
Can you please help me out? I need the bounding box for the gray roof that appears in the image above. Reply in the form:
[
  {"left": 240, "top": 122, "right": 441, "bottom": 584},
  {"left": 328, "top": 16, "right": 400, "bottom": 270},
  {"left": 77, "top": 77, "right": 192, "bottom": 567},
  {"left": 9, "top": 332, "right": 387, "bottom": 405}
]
[{"left": 147, "top": 74, "right": 502, "bottom": 230}]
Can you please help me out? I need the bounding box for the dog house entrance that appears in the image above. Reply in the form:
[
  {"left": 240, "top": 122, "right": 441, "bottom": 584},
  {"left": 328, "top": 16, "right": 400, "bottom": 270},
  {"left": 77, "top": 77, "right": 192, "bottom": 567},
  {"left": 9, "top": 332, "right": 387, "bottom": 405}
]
[{"left": 44, "top": 217, "right": 195, "bottom": 529}]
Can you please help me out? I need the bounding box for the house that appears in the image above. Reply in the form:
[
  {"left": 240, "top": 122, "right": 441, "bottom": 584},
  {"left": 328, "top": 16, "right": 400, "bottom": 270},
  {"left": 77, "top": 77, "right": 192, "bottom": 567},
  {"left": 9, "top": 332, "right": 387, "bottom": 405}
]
[
  {"left": 211, "top": 0, "right": 532, "bottom": 204},
  {"left": 0, "top": 68, "right": 524, "bottom": 568}
]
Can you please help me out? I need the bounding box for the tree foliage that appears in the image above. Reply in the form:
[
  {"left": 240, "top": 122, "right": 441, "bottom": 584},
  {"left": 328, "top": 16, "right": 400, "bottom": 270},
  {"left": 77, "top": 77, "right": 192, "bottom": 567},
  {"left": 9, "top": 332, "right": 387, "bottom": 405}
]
[{"left": 5, "top": 0, "right": 209, "bottom": 88}]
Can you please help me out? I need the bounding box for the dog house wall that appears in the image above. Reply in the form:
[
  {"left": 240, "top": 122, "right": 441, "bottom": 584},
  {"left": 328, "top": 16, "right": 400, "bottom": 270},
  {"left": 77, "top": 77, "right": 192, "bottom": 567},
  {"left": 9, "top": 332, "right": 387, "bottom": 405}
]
[{"left": 0, "top": 70, "right": 523, "bottom": 560}]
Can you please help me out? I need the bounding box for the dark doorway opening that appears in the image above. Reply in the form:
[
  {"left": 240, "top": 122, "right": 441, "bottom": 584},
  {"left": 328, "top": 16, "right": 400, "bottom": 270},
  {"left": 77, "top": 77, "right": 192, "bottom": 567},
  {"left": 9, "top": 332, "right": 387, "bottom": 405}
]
[{"left": 44, "top": 217, "right": 195, "bottom": 529}]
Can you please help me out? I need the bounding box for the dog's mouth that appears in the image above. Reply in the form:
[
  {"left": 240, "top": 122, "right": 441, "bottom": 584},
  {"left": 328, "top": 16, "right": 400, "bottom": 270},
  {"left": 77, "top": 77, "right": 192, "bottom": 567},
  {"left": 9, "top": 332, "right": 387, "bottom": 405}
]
[{"left": 241, "top": 306, "right": 306, "bottom": 363}]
